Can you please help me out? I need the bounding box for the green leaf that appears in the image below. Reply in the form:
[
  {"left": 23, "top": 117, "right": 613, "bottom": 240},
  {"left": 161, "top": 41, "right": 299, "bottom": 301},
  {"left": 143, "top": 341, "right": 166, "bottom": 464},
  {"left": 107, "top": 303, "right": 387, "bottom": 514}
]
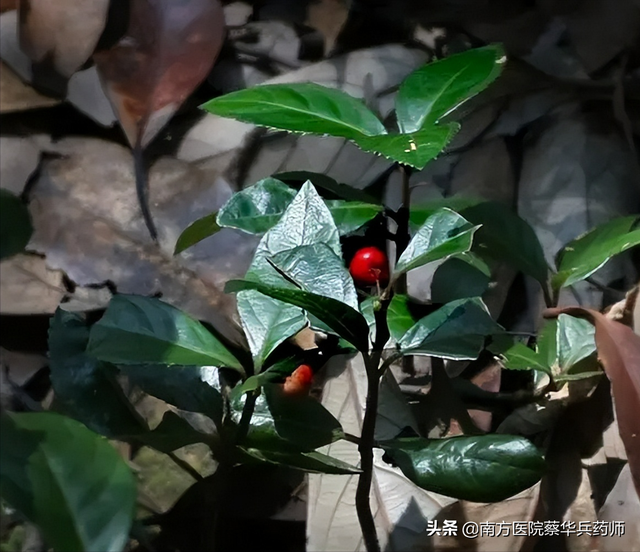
[
  {"left": 387, "top": 294, "right": 417, "bottom": 343},
  {"left": 489, "top": 336, "right": 550, "bottom": 374},
  {"left": 263, "top": 384, "right": 344, "bottom": 449},
  {"left": 271, "top": 243, "right": 358, "bottom": 309},
  {"left": 174, "top": 212, "right": 220, "bottom": 254},
  {"left": 121, "top": 364, "right": 224, "bottom": 427},
  {"left": 381, "top": 434, "right": 544, "bottom": 502},
  {"left": 462, "top": 201, "right": 549, "bottom": 285},
  {"left": 238, "top": 181, "right": 343, "bottom": 367},
  {"left": 554, "top": 370, "right": 603, "bottom": 383},
  {"left": 87, "top": 295, "right": 243, "bottom": 373},
  {"left": 233, "top": 385, "right": 343, "bottom": 452},
  {"left": 396, "top": 45, "right": 505, "bottom": 133},
  {"left": 275, "top": 171, "right": 380, "bottom": 204},
  {"left": 553, "top": 216, "right": 640, "bottom": 289},
  {"left": 536, "top": 319, "right": 558, "bottom": 369},
  {"left": 230, "top": 357, "right": 298, "bottom": 400},
  {"left": 431, "top": 257, "right": 490, "bottom": 303},
  {"left": 226, "top": 279, "right": 370, "bottom": 352},
  {"left": 325, "top": 200, "right": 383, "bottom": 235},
  {"left": 214, "top": 177, "right": 380, "bottom": 237},
  {"left": 399, "top": 297, "right": 503, "bottom": 360},
  {"left": 394, "top": 208, "right": 478, "bottom": 277},
  {"left": 354, "top": 123, "right": 459, "bottom": 170},
  {"left": 217, "top": 177, "right": 297, "bottom": 234},
  {"left": 556, "top": 314, "right": 596, "bottom": 371},
  {"left": 0, "top": 189, "right": 33, "bottom": 260},
  {"left": 48, "top": 309, "right": 145, "bottom": 438},
  {"left": 1, "top": 412, "right": 136, "bottom": 552},
  {"left": 239, "top": 448, "right": 360, "bottom": 474},
  {"left": 410, "top": 197, "right": 483, "bottom": 228},
  {"left": 137, "top": 411, "right": 213, "bottom": 453},
  {"left": 201, "top": 82, "right": 386, "bottom": 140}
]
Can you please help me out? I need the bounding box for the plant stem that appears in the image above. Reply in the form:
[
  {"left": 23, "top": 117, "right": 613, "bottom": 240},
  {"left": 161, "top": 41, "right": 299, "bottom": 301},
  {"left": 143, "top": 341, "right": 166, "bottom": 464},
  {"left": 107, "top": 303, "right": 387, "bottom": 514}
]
[
  {"left": 354, "top": 163, "right": 412, "bottom": 552},
  {"left": 355, "top": 352, "right": 382, "bottom": 552}
]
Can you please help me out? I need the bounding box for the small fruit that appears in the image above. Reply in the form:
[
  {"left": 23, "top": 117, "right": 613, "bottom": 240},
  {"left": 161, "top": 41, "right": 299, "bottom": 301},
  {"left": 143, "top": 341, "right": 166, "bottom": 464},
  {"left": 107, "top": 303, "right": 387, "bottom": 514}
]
[
  {"left": 283, "top": 364, "right": 314, "bottom": 396},
  {"left": 349, "top": 246, "right": 390, "bottom": 286}
]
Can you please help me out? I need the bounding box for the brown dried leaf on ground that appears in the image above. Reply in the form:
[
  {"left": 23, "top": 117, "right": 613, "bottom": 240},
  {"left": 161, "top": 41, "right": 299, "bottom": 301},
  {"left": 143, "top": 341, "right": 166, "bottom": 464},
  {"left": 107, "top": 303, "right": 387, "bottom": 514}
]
[
  {"left": 545, "top": 305, "right": 640, "bottom": 500},
  {"left": 0, "top": 60, "right": 58, "bottom": 112},
  {"left": 27, "top": 137, "right": 256, "bottom": 341},
  {"left": 18, "top": 0, "right": 109, "bottom": 78},
  {"left": 432, "top": 484, "right": 540, "bottom": 552},
  {"left": 94, "top": 0, "right": 225, "bottom": 149}
]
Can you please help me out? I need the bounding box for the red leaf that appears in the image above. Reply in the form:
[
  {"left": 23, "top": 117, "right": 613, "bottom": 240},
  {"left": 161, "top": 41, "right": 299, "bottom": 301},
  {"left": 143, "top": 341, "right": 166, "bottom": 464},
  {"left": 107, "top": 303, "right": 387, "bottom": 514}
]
[
  {"left": 93, "top": 0, "right": 225, "bottom": 148},
  {"left": 545, "top": 306, "right": 640, "bottom": 499}
]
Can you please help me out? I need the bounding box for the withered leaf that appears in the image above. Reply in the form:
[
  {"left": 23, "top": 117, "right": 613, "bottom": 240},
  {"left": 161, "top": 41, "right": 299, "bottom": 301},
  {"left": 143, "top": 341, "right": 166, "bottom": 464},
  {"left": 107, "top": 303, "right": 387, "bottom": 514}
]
[
  {"left": 545, "top": 306, "right": 640, "bottom": 499},
  {"left": 93, "top": 0, "right": 225, "bottom": 149},
  {"left": 19, "top": 0, "right": 109, "bottom": 79}
]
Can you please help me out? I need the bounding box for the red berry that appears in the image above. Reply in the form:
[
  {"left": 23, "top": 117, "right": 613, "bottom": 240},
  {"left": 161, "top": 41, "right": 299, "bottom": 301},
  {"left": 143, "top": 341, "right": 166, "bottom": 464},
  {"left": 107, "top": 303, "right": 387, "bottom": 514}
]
[
  {"left": 349, "top": 246, "right": 390, "bottom": 286},
  {"left": 283, "top": 364, "right": 314, "bottom": 396}
]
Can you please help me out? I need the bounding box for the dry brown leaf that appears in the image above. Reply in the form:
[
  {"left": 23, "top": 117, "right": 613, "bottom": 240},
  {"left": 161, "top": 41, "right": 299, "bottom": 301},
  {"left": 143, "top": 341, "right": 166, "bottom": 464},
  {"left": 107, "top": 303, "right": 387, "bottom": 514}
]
[
  {"left": 28, "top": 137, "right": 255, "bottom": 341},
  {"left": 0, "top": 254, "right": 66, "bottom": 314},
  {"left": 598, "top": 464, "right": 640, "bottom": 552},
  {"left": 93, "top": 0, "right": 225, "bottom": 149},
  {"left": 431, "top": 484, "right": 540, "bottom": 552},
  {"left": 545, "top": 306, "right": 640, "bottom": 499},
  {"left": 18, "top": 0, "right": 109, "bottom": 79},
  {"left": 0, "top": 59, "right": 58, "bottom": 112}
]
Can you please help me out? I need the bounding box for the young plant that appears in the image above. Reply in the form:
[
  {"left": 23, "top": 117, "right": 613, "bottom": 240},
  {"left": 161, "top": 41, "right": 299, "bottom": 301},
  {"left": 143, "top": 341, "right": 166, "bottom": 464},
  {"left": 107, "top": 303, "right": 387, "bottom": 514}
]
[{"left": 3, "top": 44, "right": 638, "bottom": 552}]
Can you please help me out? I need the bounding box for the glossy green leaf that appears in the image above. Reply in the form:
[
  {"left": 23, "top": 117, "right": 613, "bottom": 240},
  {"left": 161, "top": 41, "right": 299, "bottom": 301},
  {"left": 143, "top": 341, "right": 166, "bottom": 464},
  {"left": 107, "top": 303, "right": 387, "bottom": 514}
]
[
  {"left": 553, "top": 216, "right": 640, "bottom": 289},
  {"left": 137, "top": 411, "right": 213, "bottom": 453},
  {"left": 218, "top": 177, "right": 297, "bottom": 234},
  {"left": 271, "top": 243, "right": 358, "bottom": 309},
  {"left": 399, "top": 297, "right": 503, "bottom": 359},
  {"left": 354, "top": 123, "right": 459, "bottom": 169},
  {"left": 387, "top": 294, "right": 417, "bottom": 343},
  {"left": 381, "top": 434, "right": 544, "bottom": 502},
  {"left": 554, "top": 370, "right": 603, "bottom": 383},
  {"left": 174, "top": 212, "right": 220, "bottom": 254},
  {"left": 396, "top": 45, "right": 505, "bottom": 133},
  {"left": 227, "top": 279, "right": 369, "bottom": 352},
  {"left": 0, "top": 189, "right": 33, "bottom": 260},
  {"left": 462, "top": 201, "right": 549, "bottom": 285},
  {"left": 121, "top": 364, "right": 223, "bottom": 427},
  {"left": 230, "top": 357, "right": 298, "bottom": 399},
  {"left": 394, "top": 208, "right": 478, "bottom": 277},
  {"left": 556, "top": 314, "right": 596, "bottom": 370},
  {"left": 213, "top": 177, "right": 380, "bottom": 238},
  {"left": 263, "top": 384, "right": 344, "bottom": 449},
  {"left": 233, "top": 384, "right": 343, "bottom": 452},
  {"left": 201, "top": 82, "right": 386, "bottom": 140},
  {"left": 239, "top": 448, "right": 360, "bottom": 474},
  {"left": 1, "top": 412, "right": 136, "bottom": 552},
  {"left": 48, "top": 309, "right": 145, "bottom": 438},
  {"left": 276, "top": 171, "right": 380, "bottom": 204},
  {"left": 431, "top": 257, "right": 490, "bottom": 303},
  {"left": 87, "top": 295, "right": 243, "bottom": 373},
  {"left": 536, "top": 319, "right": 558, "bottom": 369},
  {"left": 410, "top": 196, "right": 483, "bottom": 228},
  {"left": 489, "top": 335, "right": 550, "bottom": 374},
  {"left": 238, "top": 181, "right": 340, "bottom": 367},
  {"left": 325, "top": 200, "right": 383, "bottom": 234}
]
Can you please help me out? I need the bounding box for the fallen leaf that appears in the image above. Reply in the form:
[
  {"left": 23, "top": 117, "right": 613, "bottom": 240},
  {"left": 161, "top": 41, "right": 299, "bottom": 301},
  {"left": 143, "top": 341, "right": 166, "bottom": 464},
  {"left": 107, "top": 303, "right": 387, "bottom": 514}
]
[
  {"left": 0, "top": 60, "right": 58, "bottom": 112},
  {"left": 307, "top": 354, "right": 456, "bottom": 552},
  {"left": 545, "top": 306, "right": 640, "bottom": 499},
  {"left": 598, "top": 464, "right": 640, "bottom": 552},
  {"left": 18, "top": 0, "right": 109, "bottom": 78},
  {"left": 94, "top": 0, "right": 225, "bottom": 149},
  {"left": 0, "top": 254, "right": 66, "bottom": 314},
  {"left": 28, "top": 137, "right": 255, "bottom": 341}
]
